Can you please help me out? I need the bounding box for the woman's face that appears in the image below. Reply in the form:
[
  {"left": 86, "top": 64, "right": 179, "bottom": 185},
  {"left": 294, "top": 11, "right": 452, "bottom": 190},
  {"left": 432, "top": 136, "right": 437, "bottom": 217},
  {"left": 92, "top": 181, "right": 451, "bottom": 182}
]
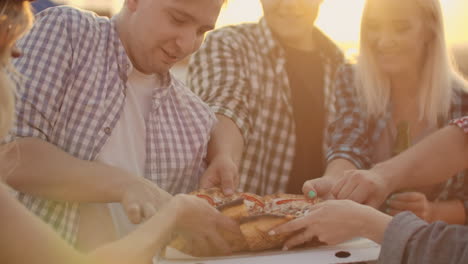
[{"left": 362, "top": 0, "right": 431, "bottom": 76}]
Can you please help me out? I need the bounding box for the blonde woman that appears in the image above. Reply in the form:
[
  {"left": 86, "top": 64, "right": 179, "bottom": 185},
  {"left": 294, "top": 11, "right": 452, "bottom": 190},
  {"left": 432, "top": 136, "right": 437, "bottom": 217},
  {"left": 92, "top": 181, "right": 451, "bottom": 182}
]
[
  {"left": 305, "top": 0, "right": 468, "bottom": 224},
  {"left": 0, "top": 2, "right": 239, "bottom": 263}
]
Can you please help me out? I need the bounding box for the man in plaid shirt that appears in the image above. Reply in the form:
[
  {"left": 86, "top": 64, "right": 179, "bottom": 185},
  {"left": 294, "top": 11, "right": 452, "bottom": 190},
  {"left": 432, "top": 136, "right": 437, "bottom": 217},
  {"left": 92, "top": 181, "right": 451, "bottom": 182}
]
[
  {"left": 188, "top": 0, "right": 344, "bottom": 195},
  {"left": 7, "top": 0, "right": 234, "bottom": 249}
]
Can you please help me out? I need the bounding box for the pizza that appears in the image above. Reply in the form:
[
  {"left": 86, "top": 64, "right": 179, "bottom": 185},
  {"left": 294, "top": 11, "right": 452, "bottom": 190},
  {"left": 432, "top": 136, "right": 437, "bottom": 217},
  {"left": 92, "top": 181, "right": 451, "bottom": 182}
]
[{"left": 166, "top": 188, "right": 322, "bottom": 256}]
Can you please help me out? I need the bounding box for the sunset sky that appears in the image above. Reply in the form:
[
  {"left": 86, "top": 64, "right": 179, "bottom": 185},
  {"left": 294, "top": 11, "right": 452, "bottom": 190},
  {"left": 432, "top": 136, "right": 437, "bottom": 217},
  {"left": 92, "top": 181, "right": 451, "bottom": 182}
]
[{"left": 63, "top": 0, "right": 468, "bottom": 55}]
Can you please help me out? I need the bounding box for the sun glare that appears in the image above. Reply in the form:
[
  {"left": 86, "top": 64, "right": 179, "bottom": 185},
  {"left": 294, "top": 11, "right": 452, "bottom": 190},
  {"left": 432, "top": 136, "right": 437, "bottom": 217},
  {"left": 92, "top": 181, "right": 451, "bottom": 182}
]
[
  {"left": 215, "top": 0, "right": 468, "bottom": 57},
  {"left": 93, "top": 0, "right": 468, "bottom": 55}
]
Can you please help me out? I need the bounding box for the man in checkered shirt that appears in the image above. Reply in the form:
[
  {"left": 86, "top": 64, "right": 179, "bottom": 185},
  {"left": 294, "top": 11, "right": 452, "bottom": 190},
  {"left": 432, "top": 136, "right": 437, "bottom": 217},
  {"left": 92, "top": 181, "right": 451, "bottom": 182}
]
[
  {"left": 187, "top": 0, "right": 344, "bottom": 195},
  {"left": 7, "top": 0, "right": 234, "bottom": 249}
]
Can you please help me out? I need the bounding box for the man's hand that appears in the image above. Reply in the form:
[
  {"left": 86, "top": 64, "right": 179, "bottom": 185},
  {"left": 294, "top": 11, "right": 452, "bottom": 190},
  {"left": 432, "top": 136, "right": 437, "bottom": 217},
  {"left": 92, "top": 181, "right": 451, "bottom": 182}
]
[
  {"left": 172, "top": 194, "right": 242, "bottom": 256},
  {"left": 121, "top": 177, "right": 172, "bottom": 224},
  {"left": 200, "top": 155, "right": 239, "bottom": 196},
  {"left": 385, "top": 192, "right": 433, "bottom": 222},
  {"left": 331, "top": 169, "right": 393, "bottom": 208}
]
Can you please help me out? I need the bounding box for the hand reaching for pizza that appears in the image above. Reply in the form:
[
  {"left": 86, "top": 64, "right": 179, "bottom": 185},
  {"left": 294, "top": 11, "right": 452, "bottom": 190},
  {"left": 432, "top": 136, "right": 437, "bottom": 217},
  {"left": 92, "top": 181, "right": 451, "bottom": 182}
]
[
  {"left": 121, "top": 177, "right": 172, "bottom": 224},
  {"left": 385, "top": 192, "right": 433, "bottom": 222},
  {"left": 302, "top": 177, "right": 335, "bottom": 200},
  {"left": 270, "top": 200, "right": 392, "bottom": 250},
  {"left": 171, "top": 194, "right": 243, "bottom": 256},
  {"left": 200, "top": 154, "right": 239, "bottom": 195},
  {"left": 330, "top": 169, "right": 393, "bottom": 208}
]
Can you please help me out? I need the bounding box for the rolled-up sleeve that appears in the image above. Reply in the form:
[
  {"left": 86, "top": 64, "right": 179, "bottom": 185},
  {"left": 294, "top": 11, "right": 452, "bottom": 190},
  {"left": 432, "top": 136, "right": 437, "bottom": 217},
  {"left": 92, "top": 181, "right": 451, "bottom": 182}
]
[
  {"left": 12, "top": 7, "right": 73, "bottom": 142},
  {"left": 187, "top": 29, "right": 252, "bottom": 142},
  {"left": 448, "top": 116, "right": 468, "bottom": 224},
  {"left": 450, "top": 116, "right": 468, "bottom": 134},
  {"left": 325, "top": 64, "right": 372, "bottom": 169}
]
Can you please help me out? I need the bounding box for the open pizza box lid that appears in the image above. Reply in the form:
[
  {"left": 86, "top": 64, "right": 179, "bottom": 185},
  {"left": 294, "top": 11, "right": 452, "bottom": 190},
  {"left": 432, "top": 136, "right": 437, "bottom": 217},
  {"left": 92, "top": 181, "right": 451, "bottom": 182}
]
[{"left": 159, "top": 237, "right": 380, "bottom": 264}]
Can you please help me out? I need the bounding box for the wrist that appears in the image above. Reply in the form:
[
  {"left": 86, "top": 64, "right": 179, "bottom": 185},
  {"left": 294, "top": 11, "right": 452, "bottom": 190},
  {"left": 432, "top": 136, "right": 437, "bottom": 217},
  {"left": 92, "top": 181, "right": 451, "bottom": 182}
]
[
  {"left": 427, "top": 201, "right": 435, "bottom": 223},
  {"left": 109, "top": 169, "right": 140, "bottom": 203},
  {"left": 370, "top": 163, "right": 399, "bottom": 194},
  {"left": 170, "top": 195, "right": 186, "bottom": 227},
  {"left": 362, "top": 206, "right": 392, "bottom": 244}
]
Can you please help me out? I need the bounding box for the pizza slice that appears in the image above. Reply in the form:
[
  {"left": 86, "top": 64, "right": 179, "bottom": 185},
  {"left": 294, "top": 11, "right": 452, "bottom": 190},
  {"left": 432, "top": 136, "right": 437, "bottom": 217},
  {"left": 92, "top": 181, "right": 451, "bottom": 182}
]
[{"left": 239, "top": 193, "right": 322, "bottom": 251}]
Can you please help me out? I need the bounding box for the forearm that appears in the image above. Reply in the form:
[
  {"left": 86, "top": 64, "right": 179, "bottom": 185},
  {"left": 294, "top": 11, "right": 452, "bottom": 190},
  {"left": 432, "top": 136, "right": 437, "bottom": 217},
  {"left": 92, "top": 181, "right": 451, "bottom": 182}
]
[
  {"left": 6, "top": 137, "right": 141, "bottom": 203},
  {"left": 430, "top": 199, "right": 466, "bottom": 225},
  {"left": 206, "top": 114, "right": 244, "bottom": 165},
  {"left": 0, "top": 183, "right": 87, "bottom": 264},
  {"left": 362, "top": 208, "right": 392, "bottom": 244},
  {"left": 323, "top": 159, "right": 357, "bottom": 179},
  {"left": 372, "top": 125, "right": 468, "bottom": 191}
]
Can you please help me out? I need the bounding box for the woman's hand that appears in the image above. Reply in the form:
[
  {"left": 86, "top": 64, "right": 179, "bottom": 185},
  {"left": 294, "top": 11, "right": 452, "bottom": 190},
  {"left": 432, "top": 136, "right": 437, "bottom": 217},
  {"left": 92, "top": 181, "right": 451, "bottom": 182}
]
[
  {"left": 269, "top": 200, "right": 392, "bottom": 250},
  {"left": 386, "top": 192, "right": 433, "bottom": 222}
]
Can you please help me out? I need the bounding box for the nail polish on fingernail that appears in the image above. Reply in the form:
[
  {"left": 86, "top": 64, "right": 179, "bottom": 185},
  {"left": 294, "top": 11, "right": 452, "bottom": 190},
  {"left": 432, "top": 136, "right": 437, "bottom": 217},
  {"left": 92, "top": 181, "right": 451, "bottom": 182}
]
[
  {"left": 268, "top": 230, "right": 276, "bottom": 236},
  {"left": 308, "top": 190, "right": 316, "bottom": 198}
]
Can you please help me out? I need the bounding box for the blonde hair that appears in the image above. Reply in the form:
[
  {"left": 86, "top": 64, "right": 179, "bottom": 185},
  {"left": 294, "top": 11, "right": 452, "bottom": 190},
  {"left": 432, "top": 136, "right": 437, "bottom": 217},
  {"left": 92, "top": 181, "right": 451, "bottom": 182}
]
[
  {"left": 355, "top": 0, "right": 467, "bottom": 126},
  {"left": 0, "top": 1, "right": 33, "bottom": 140}
]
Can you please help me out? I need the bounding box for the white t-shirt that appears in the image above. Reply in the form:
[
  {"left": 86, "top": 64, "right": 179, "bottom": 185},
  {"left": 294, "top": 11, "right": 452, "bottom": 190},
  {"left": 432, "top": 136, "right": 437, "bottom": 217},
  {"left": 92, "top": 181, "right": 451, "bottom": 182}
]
[{"left": 77, "top": 67, "right": 159, "bottom": 249}]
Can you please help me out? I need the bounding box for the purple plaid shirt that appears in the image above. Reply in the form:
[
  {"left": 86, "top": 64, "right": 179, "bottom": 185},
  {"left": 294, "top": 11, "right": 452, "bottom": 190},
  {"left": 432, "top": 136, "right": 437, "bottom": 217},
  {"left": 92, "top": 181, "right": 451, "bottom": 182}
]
[{"left": 11, "top": 6, "right": 215, "bottom": 244}]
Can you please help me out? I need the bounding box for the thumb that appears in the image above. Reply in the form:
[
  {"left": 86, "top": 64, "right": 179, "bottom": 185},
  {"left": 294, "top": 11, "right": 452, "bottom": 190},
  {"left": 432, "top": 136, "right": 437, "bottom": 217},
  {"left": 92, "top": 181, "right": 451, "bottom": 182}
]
[
  {"left": 302, "top": 178, "right": 333, "bottom": 198},
  {"left": 221, "top": 171, "right": 235, "bottom": 196}
]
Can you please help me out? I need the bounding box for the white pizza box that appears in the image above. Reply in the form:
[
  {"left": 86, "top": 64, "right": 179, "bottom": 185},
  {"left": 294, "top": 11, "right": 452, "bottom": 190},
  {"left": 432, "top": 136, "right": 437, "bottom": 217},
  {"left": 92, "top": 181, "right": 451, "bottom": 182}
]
[{"left": 158, "top": 237, "right": 380, "bottom": 264}]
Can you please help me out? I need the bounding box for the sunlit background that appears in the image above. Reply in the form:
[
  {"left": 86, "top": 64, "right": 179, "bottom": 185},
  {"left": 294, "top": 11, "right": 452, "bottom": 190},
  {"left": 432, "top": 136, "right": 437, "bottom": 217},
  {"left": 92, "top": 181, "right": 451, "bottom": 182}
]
[
  {"left": 58, "top": 0, "right": 468, "bottom": 48},
  {"left": 54, "top": 0, "right": 468, "bottom": 77}
]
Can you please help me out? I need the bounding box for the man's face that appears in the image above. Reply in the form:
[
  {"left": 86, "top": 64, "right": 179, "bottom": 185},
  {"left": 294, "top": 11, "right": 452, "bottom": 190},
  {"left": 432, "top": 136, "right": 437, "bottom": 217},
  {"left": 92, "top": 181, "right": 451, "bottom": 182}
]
[
  {"left": 260, "top": 0, "right": 323, "bottom": 42},
  {"left": 126, "top": 0, "right": 223, "bottom": 74}
]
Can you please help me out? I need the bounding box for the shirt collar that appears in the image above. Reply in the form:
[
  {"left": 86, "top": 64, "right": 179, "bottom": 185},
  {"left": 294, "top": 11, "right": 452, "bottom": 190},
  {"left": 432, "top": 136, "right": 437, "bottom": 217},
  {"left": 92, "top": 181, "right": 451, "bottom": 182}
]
[
  {"left": 256, "top": 18, "right": 281, "bottom": 55},
  {"left": 110, "top": 18, "right": 136, "bottom": 82}
]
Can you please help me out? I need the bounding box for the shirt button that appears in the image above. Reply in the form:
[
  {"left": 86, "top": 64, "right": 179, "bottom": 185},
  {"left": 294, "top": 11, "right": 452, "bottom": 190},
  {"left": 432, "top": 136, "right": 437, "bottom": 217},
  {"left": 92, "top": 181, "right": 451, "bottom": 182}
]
[{"left": 104, "top": 127, "right": 112, "bottom": 135}]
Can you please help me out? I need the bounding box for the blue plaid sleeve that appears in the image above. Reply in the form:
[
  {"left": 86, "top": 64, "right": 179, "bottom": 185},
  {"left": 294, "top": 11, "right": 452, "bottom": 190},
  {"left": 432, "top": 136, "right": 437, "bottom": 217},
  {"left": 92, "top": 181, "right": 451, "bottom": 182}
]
[
  {"left": 12, "top": 7, "right": 74, "bottom": 141},
  {"left": 325, "top": 64, "right": 372, "bottom": 169}
]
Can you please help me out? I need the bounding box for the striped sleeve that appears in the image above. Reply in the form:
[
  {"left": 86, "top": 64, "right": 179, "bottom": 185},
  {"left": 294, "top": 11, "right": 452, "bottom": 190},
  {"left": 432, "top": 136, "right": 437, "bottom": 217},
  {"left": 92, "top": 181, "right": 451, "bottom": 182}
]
[{"left": 325, "top": 64, "right": 372, "bottom": 169}]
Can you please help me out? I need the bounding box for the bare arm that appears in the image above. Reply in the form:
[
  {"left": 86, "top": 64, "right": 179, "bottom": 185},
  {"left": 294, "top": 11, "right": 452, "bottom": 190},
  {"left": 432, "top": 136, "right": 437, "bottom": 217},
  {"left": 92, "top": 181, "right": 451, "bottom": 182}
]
[
  {"left": 0, "top": 183, "right": 87, "bottom": 264},
  {"left": 6, "top": 138, "right": 135, "bottom": 202},
  {"left": 206, "top": 115, "right": 244, "bottom": 168},
  {"left": 332, "top": 124, "right": 468, "bottom": 208},
  {"left": 373, "top": 125, "right": 468, "bottom": 191},
  {"left": 200, "top": 114, "right": 244, "bottom": 194},
  {"left": 6, "top": 137, "right": 172, "bottom": 223}
]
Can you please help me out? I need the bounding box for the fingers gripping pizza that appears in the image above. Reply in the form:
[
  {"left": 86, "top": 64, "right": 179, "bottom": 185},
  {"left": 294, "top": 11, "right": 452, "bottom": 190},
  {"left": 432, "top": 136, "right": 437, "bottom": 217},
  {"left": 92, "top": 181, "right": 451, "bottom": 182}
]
[{"left": 167, "top": 188, "right": 322, "bottom": 256}]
